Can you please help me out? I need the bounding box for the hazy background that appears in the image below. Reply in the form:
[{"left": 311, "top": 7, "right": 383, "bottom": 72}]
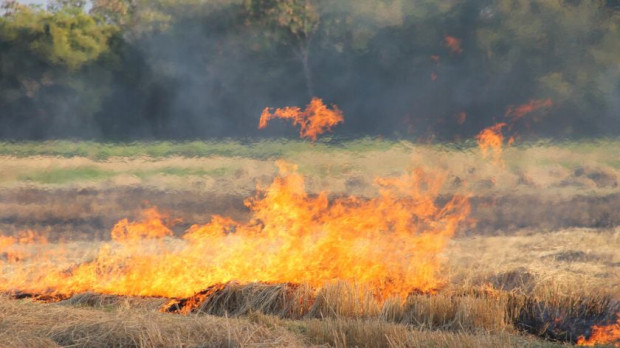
[{"left": 1, "top": 0, "right": 619, "bottom": 140}]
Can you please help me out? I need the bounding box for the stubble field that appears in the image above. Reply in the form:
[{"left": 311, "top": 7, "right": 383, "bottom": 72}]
[{"left": 0, "top": 139, "right": 618, "bottom": 347}]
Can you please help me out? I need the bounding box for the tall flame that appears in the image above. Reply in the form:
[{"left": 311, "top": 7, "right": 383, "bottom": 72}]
[
  {"left": 0, "top": 162, "right": 469, "bottom": 300},
  {"left": 577, "top": 314, "right": 620, "bottom": 346},
  {"left": 475, "top": 122, "right": 506, "bottom": 165},
  {"left": 259, "top": 98, "right": 344, "bottom": 141}
]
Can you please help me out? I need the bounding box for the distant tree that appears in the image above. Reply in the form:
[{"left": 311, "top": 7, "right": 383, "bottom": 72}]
[
  {"left": 243, "top": 0, "right": 320, "bottom": 97},
  {"left": 0, "top": 1, "right": 118, "bottom": 138}
]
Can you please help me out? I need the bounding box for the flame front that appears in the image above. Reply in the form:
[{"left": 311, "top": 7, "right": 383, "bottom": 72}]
[
  {"left": 577, "top": 314, "right": 620, "bottom": 347},
  {"left": 259, "top": 98, "right": 344, "bottom": 141},
  {"left": 0, "top": 162, "right": 469, "bottom": 300}
]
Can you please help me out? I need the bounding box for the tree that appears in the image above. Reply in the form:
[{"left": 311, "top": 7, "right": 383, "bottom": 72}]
[
  {"left": 243, "top": 0, "right": 319, "bottom": 97},
  {"left": 0, "top": 1, "right": 118, "bottom": 138}
]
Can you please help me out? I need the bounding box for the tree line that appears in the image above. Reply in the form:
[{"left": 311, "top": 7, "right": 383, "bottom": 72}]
[{"left": 1, "top": 0, "right": 619, "bottom": 140}]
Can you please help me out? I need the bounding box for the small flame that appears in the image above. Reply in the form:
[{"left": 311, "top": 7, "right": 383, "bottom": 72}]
[
  {"left": 475, "top": 123, "right": 506, "bottom": 165},
  {"left": 476, "top": 99, "right": 553, "bottom": 164},
  {"left": 444, "top": 35, "right": 463, "bottom": 54},
  {"left": 577, "top": 314, "right": 620, "bottom": 346},
  {"left": 577, "top": 313, "right": 620, "bottom": 347},
  {"left": 455, "top": 112, "right": 466, "bottom": 125},
  {"left": 0, "top": 230, "right": 47, "bottom": 263},
  {"left": 505, "top": 99, "right": 553, "bottom": 122},
  {"left": 259, "top": 98, "right": 344, "bottom": 141}
]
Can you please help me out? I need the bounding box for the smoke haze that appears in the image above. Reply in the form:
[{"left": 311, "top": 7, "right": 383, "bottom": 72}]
[{"left": 1, "top": 0, "right": 619, "bottom": 140}]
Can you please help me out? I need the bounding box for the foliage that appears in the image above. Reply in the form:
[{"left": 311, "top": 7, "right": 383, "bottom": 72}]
[
  {"left": 0, "top": 2, "right": 116, "bottom": 69},
  {"left": 0, "top": 0, "right": 619, "bottom": 139}
]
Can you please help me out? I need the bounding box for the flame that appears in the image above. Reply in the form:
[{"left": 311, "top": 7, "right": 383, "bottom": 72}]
[
  {"left": 475, "top": 122, "right": 506, "bottom": 165},
  {"left": 505, "top": 99, "right": 553, "bottom": 122},
  {"left": 259, "top": 98, "right": 344, "bottom": 141},
  {"left": 455, "top": 112, "right": 466, "bottom": 125},
  {"left": 0, "top": 230, "right": 47, "bottom": 263},
  {"left": 111, "top": 207, "right": 174, "bottom": 242},
  {"left": 0, "top": 162, "right": 469, "bottom": 300},
  {"left": 577, "top": 314, "right": 620, "bottom": 346},
  {"left": 476, "top": 99, "right": 553, "bottom": 164},
  {"left": 444, "top": 35, "right": 462, "bottom": 54}
]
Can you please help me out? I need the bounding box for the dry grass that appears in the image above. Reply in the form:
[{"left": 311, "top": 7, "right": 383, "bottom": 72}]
[
  {"left": 0, "top": 142, "right": 619, "bottom": 347},
  {"left": 0, "top": 140, "right": 618, "bottom": 198},
  {"left": 0, "top": 294, "right": 559, "bottom": 348},
  {"left": 0, "top": 295, "right": 307, "bottom": 347},
  {"left": 4, "top": 228, "right": 616, "bottom": 346}
]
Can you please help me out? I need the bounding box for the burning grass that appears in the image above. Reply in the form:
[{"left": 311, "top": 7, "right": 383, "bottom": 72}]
[
  {"left": 6, "top": 279, "right": 617, "bottom": 346},
  {"left": 1, "top": 293, "right": 554, "bottom": 348},
  {"left": 1, "top": 227, "right": 618, "bottom": 347},
  {"left": 158, "top": 280, "right": 619, "bottom": 344},
  {"left": 1, "top": 140, "right": 619, "bottom": 347},
  {"left": 0, "top": 161, "right": 469, "bottom": 299}
]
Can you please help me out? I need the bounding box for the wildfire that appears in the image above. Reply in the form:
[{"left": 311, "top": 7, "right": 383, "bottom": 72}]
[
  {"left": 259, "top": 97, "right": 344, "bottom": 141},
  {"left": 0, "top": 162, "right": 469, "bottom": 301},
  {"left": 505, "top": 99, "right": 553, "bottom": 122},
  {"left": 475, "top": 122, "right": 506, "bottom": 165},
  {"left": 577, "top": 314, "right": 620, "bottom": 347},
  {"left": 476, "top": 99, "right": 553, "bottom": 164},
  {"left": 0, "top": 230, "right": 47, "bottom": 263}
]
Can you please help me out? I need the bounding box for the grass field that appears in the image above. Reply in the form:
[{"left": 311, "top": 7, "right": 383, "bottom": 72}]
[{"left": 0, "top": 139, "right": 619, "bottom": 347}]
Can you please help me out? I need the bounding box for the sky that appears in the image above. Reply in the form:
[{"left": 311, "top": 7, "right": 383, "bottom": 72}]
[{"left": 18, "top": 0, "right": 46, "bottom": 4}]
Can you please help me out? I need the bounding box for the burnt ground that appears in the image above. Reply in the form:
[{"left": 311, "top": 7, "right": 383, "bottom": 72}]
[{"left": 0, "top": 187, "right": 618, "bottom": 240}]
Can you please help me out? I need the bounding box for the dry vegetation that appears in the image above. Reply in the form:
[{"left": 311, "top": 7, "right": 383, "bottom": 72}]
[{"left": 0, "top": 140, "right": 618, "bottom": 347}]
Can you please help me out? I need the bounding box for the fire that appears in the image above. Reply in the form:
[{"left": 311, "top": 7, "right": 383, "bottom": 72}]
[
  {"left": 475, "top": 122, "right": 506, "bottom": 165},
  {"left": 577, "top": 314, "right": 620, "bottom": 346},
  {"left": 505, "top": 99, "right": 553, "bottom": 122},
  {"left": 455, "top": 111, "right": 466, "bottom": 125},
  {"left": 444, "top": 35, "right": 462, "bottom": 54},
  {"left": 0, "top": 230, "right": 47, "bottom": 263},
  {"left": 476, "top": 99, "right": 553, "bottom": 164},
  {"left": 259, "top": 98, "right": 344, "bottom": 141},
  {"left": 0, "top": 162, "right": 469, "bottom": 300}
]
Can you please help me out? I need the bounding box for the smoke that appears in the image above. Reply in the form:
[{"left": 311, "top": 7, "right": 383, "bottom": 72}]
[{"left": 2, "top": 0, "right": 620, "bottom": 140}]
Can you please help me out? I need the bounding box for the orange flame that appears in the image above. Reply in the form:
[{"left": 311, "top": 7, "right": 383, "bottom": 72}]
[
  {"left": 476, "top": 99, "right": 553, "bottom": 164},
  {"left": 0, "top": 162, "right": 469, "bottom": 300},
  {"left": 259, "top": 98, "right": 344, "bottom": 141},
  {"left": 577, "top": 313, "right": 620, "bottom": 347},
  {"left": 505, "top": 99, "right": 553, "bottom": 122},
  {"left": 455, "top": 112, "right": 467, "bottom": 125},
  {"left": 444, "top": 35, "right": 463, "bottom": 54},
  {"left": 0, "top": 230, "right": 47, "bottom": 263},
  {"left": 577, "top": 314, "right": 620, "bottom": 346},
  {"left": 475, "top": 123, "right": 506, "bottom": 165}
]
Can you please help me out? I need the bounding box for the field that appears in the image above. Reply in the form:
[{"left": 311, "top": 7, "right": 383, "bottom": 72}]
[{"left": 0, "top": 139, "right": 619, "bottom": 347}]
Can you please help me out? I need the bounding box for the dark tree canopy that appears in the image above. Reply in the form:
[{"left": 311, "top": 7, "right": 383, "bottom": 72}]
[{"left": 0, "top": 0, "right": 619, "bottom": 140}]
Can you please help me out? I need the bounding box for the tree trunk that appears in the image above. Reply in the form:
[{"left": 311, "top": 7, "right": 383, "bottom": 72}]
[{"left": 295, "top": 38, "right": 314, "bottom": 98}]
